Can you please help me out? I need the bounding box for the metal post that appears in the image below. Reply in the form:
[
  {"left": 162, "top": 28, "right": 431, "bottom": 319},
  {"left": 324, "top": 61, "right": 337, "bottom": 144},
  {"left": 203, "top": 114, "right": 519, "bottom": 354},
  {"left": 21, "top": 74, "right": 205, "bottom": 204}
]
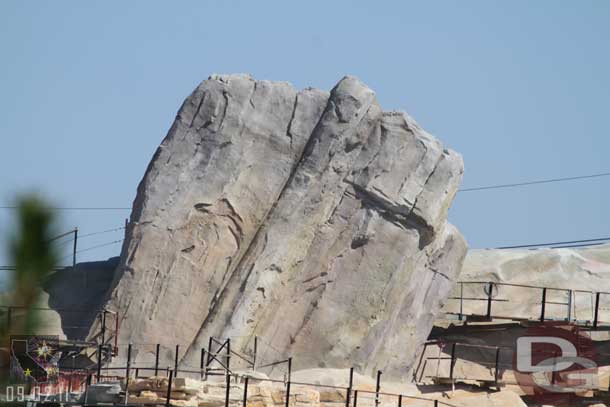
[
  {"left": 135, "top": 368, "right": 139, "bottom": 379},
  {"left": 201, "top": 348, "right": 206, "bottom": 380},
  {"left": 175, "top": 344, "right": 180, "bottom": 377},
  {"left": 494, "top": 347, "right": 501, "bottom": 387},
  {"left": 125, "top": 343, "right": 132, "bottom": 404},
  {"left": 84, "top": 374, "right": 92, "bottom": 405},
  {"left": 345, "top": 367, "right": 354, "bottom": 407},
  {"left": 155, "top": 344, "right": 160, "bottom": 376},
  {"left": 73, "top": 228, "right": 78, "bottom": 268},
  {"left": 242, "top": 376, "right": 249, "bottom": 407},
  {"left": 434, "top": 400, "right": 438, "bottom": 407},
  {"left": 486, "top": 282, "right": 493, "bottom": 319},
  {"left": 353, "top": 390, "right": 358, "bottom": 407},
  {"left": 253, "top": 336, "right": 258, "bottom": 370},
  {"left": 540, "top": 288, "right": 547, "bottom": 322},
  {"left": 285, "top": 358, "right": 292, "bottom": 407},
  {"left": 226, "top": 339, "right": 231, "bottom": 372},
  {"left": 96, "top": 344, "right": 103, "bottom": 382},
  {"left": 225, "top": 371, "right": 231, "bottom": 407},
  {"left": 126, "top": 343, "right": 132, "bottom": 377},
  {"left": 6, "top": 306, "right": 11, "bottom": 333},
  {"left": 567, "top": 289, "right": 573, "bottom": 322},
  {"left": 375, "top": 370, "right": 381, "bottom": 407},
  {"left": 397, "top": 394, "right": 402, "bottom": 407},
  {"left": 449, "top": 343, "right": 457, "bottom": 382},
  {"left": 459, "top": 282, "right": 464, "bottom": 321},
  {"left": 114, "top": 315, "right": 119, "bottom": 355},
  {"left": 100, "top": 310, "right": 107, "bottom": 346},
  {"left": 165, "top": 370, "right": 174, "bottom": 407},
  {"left": 207, "top": 337, "right": 214, "bottom": 366},
  {"left": 594, "top": 292, "right": 601, "bottom": 329}
]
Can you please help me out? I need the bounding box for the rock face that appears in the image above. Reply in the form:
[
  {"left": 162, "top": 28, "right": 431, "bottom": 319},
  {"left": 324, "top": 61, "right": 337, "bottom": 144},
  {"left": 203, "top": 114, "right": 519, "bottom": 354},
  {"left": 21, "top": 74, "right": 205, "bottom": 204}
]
[
  {"left": 441, "top": 244, "right": 610, "bottom": 323},
  {"left": 102, "top": 74, "right": 467, "bottom": 380}
]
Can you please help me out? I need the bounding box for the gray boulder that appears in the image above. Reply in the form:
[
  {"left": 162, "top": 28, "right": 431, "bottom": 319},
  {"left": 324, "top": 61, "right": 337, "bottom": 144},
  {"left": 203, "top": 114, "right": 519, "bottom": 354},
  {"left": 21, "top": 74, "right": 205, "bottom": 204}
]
[{"left": 100, "top": 74, "right": 467, "bottom": 380}]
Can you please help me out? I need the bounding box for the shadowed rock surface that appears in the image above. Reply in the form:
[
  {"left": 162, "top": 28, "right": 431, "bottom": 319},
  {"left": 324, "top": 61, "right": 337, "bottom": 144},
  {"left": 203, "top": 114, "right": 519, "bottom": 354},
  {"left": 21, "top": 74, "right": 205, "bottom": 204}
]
[
  {"left": 0, "top": 257, "right": 118, "bottom": 340},
  {"left": 99, "top": 74, "right": 467, "bottom": 380},
  {"left": 44, "top": 257, "right": 119, "bottom": 339}
]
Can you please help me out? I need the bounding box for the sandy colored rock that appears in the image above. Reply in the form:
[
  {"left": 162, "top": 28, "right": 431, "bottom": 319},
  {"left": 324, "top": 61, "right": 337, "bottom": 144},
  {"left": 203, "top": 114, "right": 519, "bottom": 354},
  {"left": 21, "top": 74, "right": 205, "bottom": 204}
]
[
  {"left": 442, "top": 244, "right": 610, "bottom": 322},
  {"left": 129, "top": 390, "right": 164, "bottom": 404},
  {"left": 128, "top": 375, "right": 202, "bottom": 395},
  {"left": 130, "top": 389, "right": 199, "bottom": 406},
  {"left": 128, "top": 378, "right": 156, "bottom": 392},
  {"left": 448, "top": 390, "right": 527, "bottom": 407},
  {"left": 125, "top": 374, "right": 505, "bottom": 407},
  {"left": 317, "top": 389, "right": 345, "bottom": 403},
  {"left": 171, "top": 399, "right": 199, "bottom": 407}
]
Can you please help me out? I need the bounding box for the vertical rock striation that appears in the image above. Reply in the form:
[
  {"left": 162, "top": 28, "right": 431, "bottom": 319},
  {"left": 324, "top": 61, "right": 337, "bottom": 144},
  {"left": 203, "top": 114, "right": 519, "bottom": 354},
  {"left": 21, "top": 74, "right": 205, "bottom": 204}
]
[{"left": 101, "top": 74, "right": 467, "bottom": 380}]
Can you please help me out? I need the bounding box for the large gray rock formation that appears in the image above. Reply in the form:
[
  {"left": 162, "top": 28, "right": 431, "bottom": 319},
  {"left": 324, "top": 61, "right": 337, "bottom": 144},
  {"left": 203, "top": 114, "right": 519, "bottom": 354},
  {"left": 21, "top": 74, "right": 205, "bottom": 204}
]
[{"left": 101, "top": 74, "right": 467, "bottom": 380}]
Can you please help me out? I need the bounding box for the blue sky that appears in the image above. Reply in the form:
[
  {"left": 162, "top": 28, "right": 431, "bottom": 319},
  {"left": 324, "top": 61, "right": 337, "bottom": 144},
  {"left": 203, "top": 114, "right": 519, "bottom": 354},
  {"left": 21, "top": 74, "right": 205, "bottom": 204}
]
[{"left": 1, "top": 1, "right": 609, "bottom": 267}]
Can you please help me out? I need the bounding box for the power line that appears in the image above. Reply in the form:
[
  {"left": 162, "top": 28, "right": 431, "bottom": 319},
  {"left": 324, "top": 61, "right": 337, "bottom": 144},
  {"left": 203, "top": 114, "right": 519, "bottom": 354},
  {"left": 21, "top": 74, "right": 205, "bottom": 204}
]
[
  {"left": 79, "top": 226, "right": 125, "bottom": 239},
  {"left": 549, "top": 242, "right": 607, "bottom": 249},
  {"left": 3, "top": 230, "right": 608, "bottom": 273},
  {"left": 0, "top": 206, "right": 130, "bottom": 210},
  {"left": 0, "top": 266, "right": 65, "bottom": 271},
  {"left": 57, "top": 239, "right": 124, "bottom": 262},
  {"left": 48, "top": 228, "right": 77, "bottom": 242},
  {"left": 0, "top": 227, "right": 126, "bottom": 268},
  {"left": 54, "top": 237, "right": 77, "bottom": 249},
  {"left": 2, "top": 237, "right": 124, "bottom": 269},
  {"left": 460, "top": 171, "right": 610, "bottom": 192},
  {"left": 48, "top": 225, "right": 125, "bottom": 251},
  {"left": 495, "top": 236, "right": 610, "bottom": 250},
  {"left": 74, "top": 239, "right": 124, "bottom": 255},
  {"left": 0, "top": 171, "right": 608, "bottom": 210}
]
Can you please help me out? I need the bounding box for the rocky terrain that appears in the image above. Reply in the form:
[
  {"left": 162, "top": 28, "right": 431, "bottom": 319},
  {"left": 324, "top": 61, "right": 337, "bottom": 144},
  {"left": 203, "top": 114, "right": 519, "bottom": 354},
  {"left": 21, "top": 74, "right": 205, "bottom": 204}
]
[
  {"left": 98, "top": 74, "right": 467, "bottom": 380},
  {"left": 85, "top": 369, "right": 527, "bottom": 407},
  {"left": 0, "top": 257, "right": 118, "bottom": 339},
  {"left": 443, "top": 243, "right": 610, "bottom": 323},
  {"left": 422, "top": 244, "right": 610, "bottom": 406}
]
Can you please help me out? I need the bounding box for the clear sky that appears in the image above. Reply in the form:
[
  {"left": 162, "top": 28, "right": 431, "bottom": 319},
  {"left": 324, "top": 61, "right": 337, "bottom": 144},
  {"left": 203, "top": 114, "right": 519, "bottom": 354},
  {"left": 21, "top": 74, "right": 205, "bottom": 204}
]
[{"left": 1, "top": 1, "right": 609, "bottom": 269}]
